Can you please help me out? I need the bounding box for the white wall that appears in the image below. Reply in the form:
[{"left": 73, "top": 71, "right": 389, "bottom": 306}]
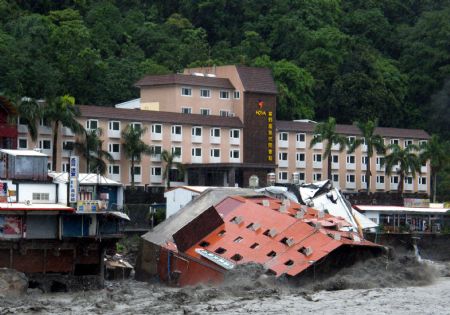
[
  {"left": 57, "top": 182, "right": 68, "bottom": 205},
  {"left": 363, "top": 211, "right": 380, "bottom": 225},
  {"left": 165, "top": 188, "right": 200, "bottom": 218},
  {"left": 18, "top": 183, "right": 57, "bottom": 203}
]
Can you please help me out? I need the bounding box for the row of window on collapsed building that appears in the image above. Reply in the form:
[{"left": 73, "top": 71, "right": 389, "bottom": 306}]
[
  {"left": 379, "top": 213, "right": 444, "bottom": 233},
  {"left": 180, "top": 87, "right": 240, "bottom": 101},
  {"left": 276, "top": 170, "right": 428, "bottom": 187}
]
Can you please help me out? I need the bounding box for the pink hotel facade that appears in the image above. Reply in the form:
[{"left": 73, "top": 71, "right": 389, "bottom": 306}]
[{"left": 16, "top": 65, "right": 430, "bottom": 193}]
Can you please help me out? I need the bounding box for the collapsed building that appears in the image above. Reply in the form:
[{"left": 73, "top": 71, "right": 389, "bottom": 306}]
[
  {"left": 136, "top": 187, "right": 383, "bottom": 286},
  {"left": 0, "top": 149, "right": 129, "bottom": 291}
]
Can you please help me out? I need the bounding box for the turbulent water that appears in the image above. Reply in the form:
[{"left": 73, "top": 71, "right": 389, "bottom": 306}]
[{"left": 1, "top": 254, "right": 450, "bottom": 315}]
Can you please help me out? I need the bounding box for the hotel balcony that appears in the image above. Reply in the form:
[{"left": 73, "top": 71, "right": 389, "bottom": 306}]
[
  {"left": 331, "top": 143, "right": 340, "bottom": 151},
  {"left": 346, "top": 182, "right": 356, "bottom": 189},
  {"left": 296, "top": 141, "right": 306, "bottom": 149},
  {"left": 63, "top": 127, "right": 75, "bottom": 137},
  {"left": 109, "top": 173, "right": 121, "bottom": 182},
  {"left": 151, "top": 132, "right": 162, "bottom": 141},
  {"left": 108, "top": 129, "right": 121, "bottom": 138},
  {"left": 39, "top": 125, "right": 52, "bottom": 135},
  {"left": 151, "top": 154, "right": 161, "bottom": 162},
  {"left": 171, "top": 133, "right": 182, "bottom": 142},
  {"left": 230, "top": 137, "right": 240, "bottom": 146},
  {"left": 404, "top": 182, "right": 413, "bottom": 191},
  {"left": 130, "top": 173, "right": 142, "bottom": 183},
  {"left": 361, "top": 163, "right": 367, "bottom": 171},
  {"left": 418, "top": 184, "right": 427, "bottom": 192},
  {"left": 278, "top": 139, "right": 288, "bottom": 148},
  {"left": 346, "top": 163, "right": 356, "bottom": 170},
  {"left": 17, "top": 124, "right": 28, "bottom": 133},
  {"left": 390, "top": 182, "right": 399, "bottom": 191},
  {"left": 191, "top": 156, "right": 203, "bottom": 164},
  {"left": 209, "top": 156, "right": 221, "bottom": 163},
  {"left": 110, "top": 152, "right": 121, "bottom": 160},
  {"left": 376, "top": 182, "right": 385, "bottom": 190},
  {"left": 312, "top": 142, "right": 323, "bottom": 150},
  {"left": 313, "top": 161, "right": 322, "bottom": 169},
  {"left": 332, "top": 162, "right": 339, "bottom": 170},
  {"left": 230, "top": 156, "right": 241, "bottom": 163},
  {"left": 421, "top": 164, "right": 427, "bottom": 173},
  {"left": 278, "top": 160, "right": 288, "bottom": 168},
  {"left": 150, "top": 174, "right": 162, "bottom": 184},
  {"left": 210, "top": 136, "right": 221, "bottom": 145},
  {"left": 296, "top": 160, "right": 306, "bottom": 168},
  {"left": 192, "top": 135, "right": 203, "bottom": 144}
]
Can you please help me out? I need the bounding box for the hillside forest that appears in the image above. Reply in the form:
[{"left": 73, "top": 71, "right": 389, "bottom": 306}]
[{"left": 0, "top": 1, "right": 449, "bottom": 196}]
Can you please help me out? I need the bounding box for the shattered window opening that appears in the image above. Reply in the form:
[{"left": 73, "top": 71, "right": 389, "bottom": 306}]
[
  {"left": 267, "top": 251, "right": 277, "bottom": 258},
  {"left": 284, "top": 260, "right": 294, "bottom": 266},
  {"left": 218, "top": 230, "right": 226, "bottom": 236},
  {"left": 263, "top": 229, "right": 271, "bottom": 236},
  {"left": 250, "top": 243, "right": 259, "bottom": 249},
  {"left": 199, "top": 241, "right": 210, "bottom": 247},
  {"left": 233, "top": 236, "right": 243, "bottom": 243},
  {"left": 230, "top": 254, "right": 243, "bottom": 261},
  {"left": 215, "top": 247, "right": 227, "bottom": 254}
]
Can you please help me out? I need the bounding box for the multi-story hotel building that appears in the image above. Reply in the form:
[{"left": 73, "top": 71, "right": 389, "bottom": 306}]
[{"left": 15, "top": 65, "right": 431, "bottom": 193}]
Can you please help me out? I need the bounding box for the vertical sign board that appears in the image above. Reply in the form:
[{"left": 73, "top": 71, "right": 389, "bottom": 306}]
[{"left": 69, "top": 156, "right": 79, "bottom": 204}]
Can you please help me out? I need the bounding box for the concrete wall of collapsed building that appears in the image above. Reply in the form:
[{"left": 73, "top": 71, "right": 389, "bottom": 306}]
[{"left": 164, "top": 188, "right": 201, "bottom": 219}]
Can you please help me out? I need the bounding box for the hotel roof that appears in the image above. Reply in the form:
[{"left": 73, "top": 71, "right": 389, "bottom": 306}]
[
  {"left": 236, "top": 66, "right": 278, "bottom": 94},
  {"left": 135, "top": 74, "right": 235, "bottom": 89},
  {"left": 78, "top": 105, "right": 245, "bottom": 128},
  {"left": 277, "top": 120, "right": 431, "bottom": 139}
]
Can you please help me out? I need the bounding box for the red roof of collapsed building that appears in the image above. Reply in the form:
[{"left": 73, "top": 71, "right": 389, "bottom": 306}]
[{"left": 160, "top": 195, "right": 380, "bottom": 284}]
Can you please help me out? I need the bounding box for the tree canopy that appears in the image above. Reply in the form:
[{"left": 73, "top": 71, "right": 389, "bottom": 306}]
[{"left": 0, "top": 0, "right": 449, "bottom": 137}]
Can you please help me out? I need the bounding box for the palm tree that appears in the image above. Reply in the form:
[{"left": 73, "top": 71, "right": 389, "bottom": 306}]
[
  {"left": 12, "top": 97, "right": 41, "bottom": 142},
  {"left": 122, "top": 124, "right": 151, "bottom": 188},
  {"left": 74, "top": 128, "right": 114, "bottom": 175},
  {"left": 348, "top": 120, "right": 385, "bottom": 194},
  {"left": 310, "top": 117, "right": 347, "bottom": 181},
  {"left": 383, "top": 144, "right": 421, "bottom": 193},
  {"left": 43, "top": 95, "right": 84, "bottom": 171},
  {"left": 419, "top": 135, "right": 449, "bottom": 202},
  {"left": 161, "top": 149, "right": 184, "bottom": 190}
]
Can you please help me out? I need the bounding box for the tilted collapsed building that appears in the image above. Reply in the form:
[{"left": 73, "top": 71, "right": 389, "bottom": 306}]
[{"left": 136, "top": 188, "right": 383, "bottom": 286}]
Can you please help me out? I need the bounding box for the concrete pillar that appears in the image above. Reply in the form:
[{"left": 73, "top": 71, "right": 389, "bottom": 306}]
[{"left": 228, "top": 168, "right": 236, "bottom": 187}]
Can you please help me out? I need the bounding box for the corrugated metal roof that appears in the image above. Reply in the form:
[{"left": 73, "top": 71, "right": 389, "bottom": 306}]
[
  {"left": 354, "top": 205, "right": 450, "bottom": 214},
  {"left": 49, "top": 172, "right": 123, "bottom": 186},
  {"left": 0, "top": 149, "right": 47, "bottom": 157}
]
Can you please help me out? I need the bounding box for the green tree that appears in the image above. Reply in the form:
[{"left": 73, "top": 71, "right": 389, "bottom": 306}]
[
  {"left": 122, "top": 124, "right": 151, "bottom": 188},
  {"left": 348, "top": 120, "right": 385, "bottom": 194},
  {"left": 161, "top": 149, "right": 184, "bottom": 190},
  {"left": 74, "top": 128, "right": 113, "bottom": 174},
  {"left": 11, "top": 97, "right": 41, "bottom": 142},
  {"left": 419, "top": 135, "right": 449, "bottom": 202},
  {"left": 383, "top": 144, "right": 421, "bottom": 193},
  {"left": 309, "top": 117, "right": 347, "bottom": 181},
  {"left": 43, "top": 95, "right": 84, "bottom": 171}
]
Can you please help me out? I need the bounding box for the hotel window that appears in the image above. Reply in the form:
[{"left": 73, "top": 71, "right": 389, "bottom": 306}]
[
  {"left": 62, "top": 163, "right": 70, "bottom": 172},
  {"left": 108, "top": 143, "right": 120, "bottom": 153},
  {"left": 419, "top": 177, "right": 427, "bottom": 185},
  {"left": 18, "top": 138, "right": 27, "bottom": 149},
  {"left": 132, "top": 166, "right": 141, "bottom": 175},
  {"left": 390, "top": 176, "right": 399, "bottom": 184},
  {"left": 313, "top": 154, "right": 322, "bottom": 162},
  {"left": 296, "top": 133, "right": 305, "bottom": 142},
  {"left": 109, "top": 165, "right": 120, "bottom": 175},
  {"left": 131, "top": 122, "right": 142, "bottom": 131},
  {"left": 332, "top": 174, "right": 339, "bottom": 182},
  {"left": 172, "top": 146, "right": 182, "bottom": 156},
  {"left": 151, "top": 145, "right": 162, "bottom": 155},
  {"left": 200, "top": 108, "right": 211, "bottom": 115},
  {"left": 419, "top": 140, "right": 428, "bottom": 146},
  {"left": 332, "top": 155, "right": 339, "bottom": 163},
  {"left": 86, "top": 119, "right": 98, "bottom": 130},
  {"left": 210, "top": 149, "right": 220, "bottom": 157},
  {"left": 210, "top": 128, "right": 221, "bottom": 137},
  {"left": 220, "top": 110, "right": 231, "bottom": 117},
  {"left": 39, "top": 139, "right": 51, "bottom": 150},
  {"left": 234, "top": 91, "right": 240, "bottom": 99},
  {"left": 47, "top": 162, "right": 52, "bottom": 171},
  {"left": 313, "top": 173, "right": 322, "bottom": 181},
  {"left": 279, "top": 132, "right": 288, "bottom": 141},
  {"left": 346, "top": 174, "right": 355, "bottom": 183},
  {"left": 404, "top": 139, "right": 413, "bottom": 147},
  {"left": 219, "top": 90, "right": 230, "bottom": 99},
  {"left": 405, "top": 177, "right": 413, "bottom": 184},
  {"left": 347, "top": 136, "right": 356, "bottom": 144},
  {"left": 151, "top": 167, "right": 162, "bottom": 176},
  {"left": 361, "top": 175, "right": 366, "bottom": 183},
  {"left": 181, "top": 87, "right": 192, "bottom": 96},
  {"left": 32, "top": 193, "right": 50, "bottom": 201},
  {"left": 200, "top": 88, "right": 211, "bottom": 98},
  {"left": 152, "top": 124, "right": 162, "bottom": 134},
  {"left": 346, "top": 155, "right": 355, "bottom": 164},
  {"left": 376, "top": 157, "right": 385, "bottom": 166},
  {"left": 171, "top": 125, "right": 182, "bottom": 135},
  {"left": 109, "top": 121, "right": 120, "bottom": 131},
  {"left": 181, "top": 107, "right": 192, "bottom": 114},
  {"left": 296, "top": 153, "right": 305, "bottom": 161},
  {"left": 192, "top": 126, "right": 202, "bottom": 136},
  {"left": 376, "top": 175, "right": 385, "bottom": 184},
  {"left": 230, "top": 129, "right": 240, "bottom": 139},
  {"left": 230, "top": 149, "right": 240, "bottom": 159},
  {"left": 40, "top": 118, "right": 51, "bottom": 127},
  {"left": 278, "top": 152, "right": 288, "bottom": 161},
  {"left": 278, "top": 172, "right": 288, "bottom": 181},
  {"left": 362, "top": 156, "right": 368, "bottom": 165},
  {"left": 390, "top": 139, "right": 399, "bottom": 145},
  {"left": 299, "top": 173, "right": 305, "bottom": 181},
  {"left": 192, "top": 148, "right": 202, "bottom": 157}
]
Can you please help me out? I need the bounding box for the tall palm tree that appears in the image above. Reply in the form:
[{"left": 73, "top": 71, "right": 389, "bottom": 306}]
[
  {"left": 74, "top": 128, "right": 114, "bottom": 175},
  {"left": 161, "top": 149, "right": 184, "bottom": 190},
  {"left": 310, "top": 117, "right": 347, "bottom": 181},
  {"left": 12, "top": 97, "right": 41, "bottom": 142},
  {"left": 348, "top": 120, "right": 385, "bottom": 194},
  {"left": 122, "top": 124, "right": 151, "bottom": 188},
  {"left": 43, "top": 95, "right": 84, "bottom": 171},
  {"left": 383, "top": 144, "right": 421, "bottom": 193},
  {"left": 419, "top": 135, "right": 449, "bottom": 202}
]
